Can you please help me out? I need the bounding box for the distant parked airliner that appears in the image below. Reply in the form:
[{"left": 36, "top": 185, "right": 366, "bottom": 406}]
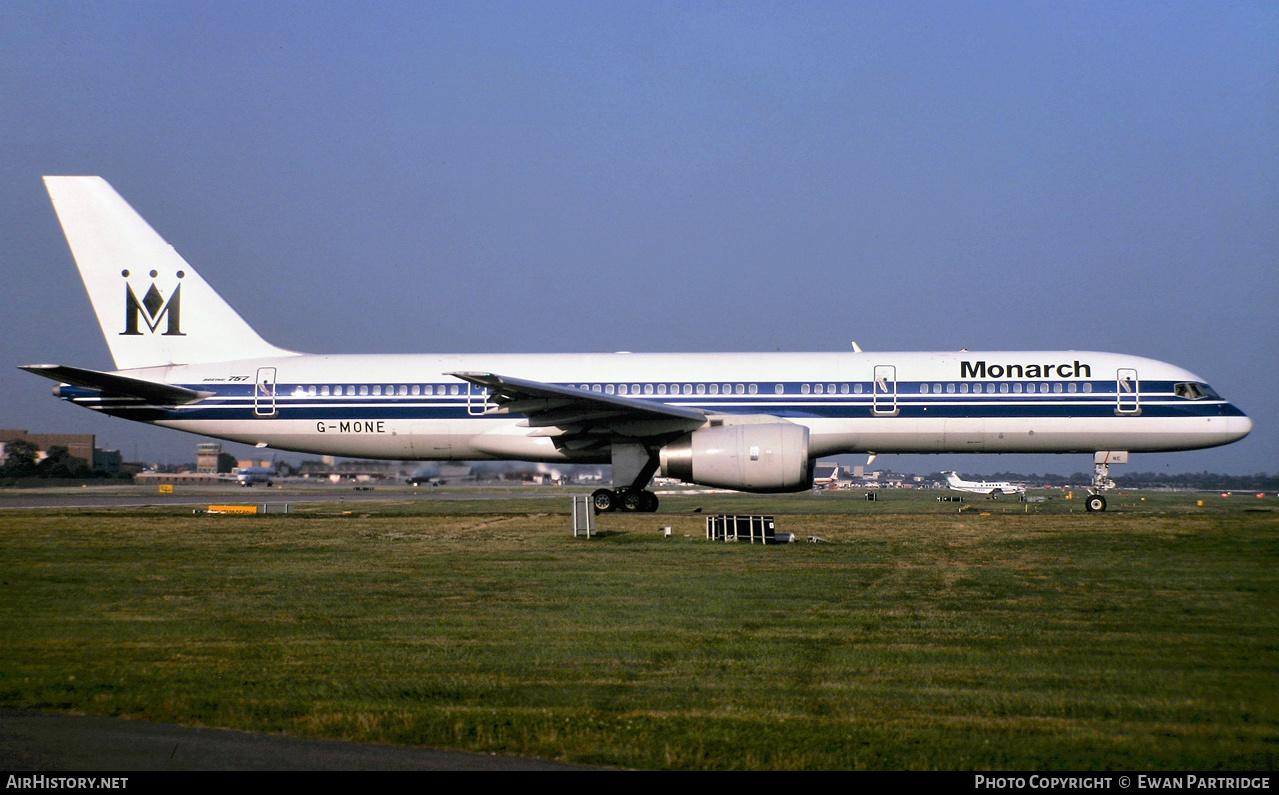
[{"left": 23, "top": 177, "right": 1252, "bottom": 513}]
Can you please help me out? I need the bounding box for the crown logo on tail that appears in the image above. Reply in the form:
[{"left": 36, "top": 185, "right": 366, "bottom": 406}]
[{"left": 121, "top": 268, "right": 185, "bottom": 336}]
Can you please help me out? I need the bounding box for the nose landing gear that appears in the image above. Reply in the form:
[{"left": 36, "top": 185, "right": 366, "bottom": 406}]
[{"left": 1086, "top": 451, "right": 1126, "bottom": 512}]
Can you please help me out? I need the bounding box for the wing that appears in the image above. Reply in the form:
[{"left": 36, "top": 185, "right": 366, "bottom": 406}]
[
  {"left": 447, "top": 371, "right": 707, "bottom": 446},
  {"left": 20, "top": 364, "right": 213, "bottom": 405}
]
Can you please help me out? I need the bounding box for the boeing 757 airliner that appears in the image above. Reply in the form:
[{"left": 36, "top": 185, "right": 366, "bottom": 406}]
[{"left": 22, "top": 177, "right": 1253, "bottom": 513}]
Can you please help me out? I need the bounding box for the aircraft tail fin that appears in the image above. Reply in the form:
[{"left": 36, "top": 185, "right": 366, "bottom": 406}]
[{"left": 43, "top": 176, "right": 295, "bottom": 370}]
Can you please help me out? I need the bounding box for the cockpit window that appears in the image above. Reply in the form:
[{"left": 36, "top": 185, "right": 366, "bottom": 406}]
[{"left": 1174, "top": 382, "right": 1220, "bottom": 400}]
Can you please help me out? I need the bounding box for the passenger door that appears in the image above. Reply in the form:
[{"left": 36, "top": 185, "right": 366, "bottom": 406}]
[
  {"left": 254, "top": 367, "right": 277, "bottom": 417},
  {"left": 1116, "top": 368, "right": 1140, "bottom": 415},
  {"left": 873, "top": 365, "right": 898, "bottom": 416}
]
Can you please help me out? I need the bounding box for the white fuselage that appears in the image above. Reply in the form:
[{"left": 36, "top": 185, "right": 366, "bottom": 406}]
[{"left": 93, "top": 349, "right": 1251, "bottom": 463}]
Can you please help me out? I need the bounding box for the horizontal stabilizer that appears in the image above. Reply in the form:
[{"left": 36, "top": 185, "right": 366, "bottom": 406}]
[{"left": 19, "top": 364, "right": 213, "bottom": 405}]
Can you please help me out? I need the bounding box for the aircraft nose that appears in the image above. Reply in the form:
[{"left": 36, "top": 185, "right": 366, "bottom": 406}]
[{"left": 1231, "top": 413, "right": 1254, "bottom": 442}]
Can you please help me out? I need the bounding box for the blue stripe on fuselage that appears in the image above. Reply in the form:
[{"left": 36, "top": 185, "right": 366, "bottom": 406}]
[{"left": 57, "top": 381, "right": 1245, "bottom": 422}]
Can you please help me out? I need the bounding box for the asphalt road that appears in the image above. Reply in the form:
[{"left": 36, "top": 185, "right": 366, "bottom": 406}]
[{"left": 0, "top": 708, "right": 590, "bottom": 771}]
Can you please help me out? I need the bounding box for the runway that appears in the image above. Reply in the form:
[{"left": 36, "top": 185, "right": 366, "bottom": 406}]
[
  {"left": 0, "top": 485, "right": 566, "bottom": 510},
  {"left": 0, "top": 708, "right": 590, "bottom": 771}
]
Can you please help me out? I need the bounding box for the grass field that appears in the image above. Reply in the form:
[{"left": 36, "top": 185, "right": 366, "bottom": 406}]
[{"left": 1, "top": 489, "right": 1276, "bottom": 769}]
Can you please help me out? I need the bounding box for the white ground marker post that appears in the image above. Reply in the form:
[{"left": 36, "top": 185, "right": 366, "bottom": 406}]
[{"left": 572, "top": 495, "right": 595, "bottom": 538}]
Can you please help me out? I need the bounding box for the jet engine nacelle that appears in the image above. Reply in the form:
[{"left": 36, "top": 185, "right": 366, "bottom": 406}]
[{"left": 659, "top": 422, "right": 814, "bottom": 493}]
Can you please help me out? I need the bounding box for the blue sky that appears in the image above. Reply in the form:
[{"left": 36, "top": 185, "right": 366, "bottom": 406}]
[{"left": 2, "top": 1, "right": 1275, "bottom": 474}]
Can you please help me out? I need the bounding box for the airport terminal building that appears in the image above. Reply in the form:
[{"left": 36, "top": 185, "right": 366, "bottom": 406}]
[{"left": 0, "top": 428, "right": 122, "bottom": 473}]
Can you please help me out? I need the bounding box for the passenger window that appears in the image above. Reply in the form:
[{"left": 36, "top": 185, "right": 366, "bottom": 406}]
[
  {"left": 699, "top": 384, "right": 708, "bottom": 395},
  {"left": 593, "top": 384, "right": 602, "bottom": 392},
  {"left": 1083, "top": 383, "right": 1092, "bottom": 393},
  {"left": 1012, "top": 383, "right": 1022, "bottom": 393},
  {"left": 773, "top": 384, "right": 783, "bottom": 395},
  {"left": 748, "top": 383, "right": 758, "bottom": 394},
  {"left": 618, "top": 384, "right": 628, "bottom": 395},
  {"left": 735, "top": 384, "right": 745, "bottom": 395},
  {"left": 946, "top": 383, "right": 955, "bottom": 394},
  {"left": 840, "top": 383, "right": 849, "bottom": 394},
  {"left": 372, "top": 385, "right": 381, "bottom": 396},
  {"left": 1068, "top": 383, "right": 1077, "bottom": 393},
  {"left": 657, "top": 384, "right": 667, "bottom": 395},
  {"left": 920, "top": 383, "right": 929, "bottom": 394},
  {"left": 411, "top": 385, "right": 420, "bottom": 396},
  {"left": 814, "top": 384, "right": 823, "bottom": 395},
  {"left": 1000, "top": 383, "right": 1009, "bottom": 393},
  {"left": 424, "top": 385, "right": 433, "bottom": 395},
  {"left": 606, "top": 384, "right": 615, "bottom": 394},
  {"left": 1053, "top": 383, "right": 1063, "bottom": 393},
  {"left": 802, "top": 384, "right": 811, "bottom": 394},
  {"left": 644, "top": 384, "right": 654, "bottom": 395},
  {"left": 960, "top": 384, "right": 969, "bottom": 394},
  {"left": 709, "top": 384, "right": 719, "bottom": 395},
  {"left": 933, "top": 383, "right": 941, "bottom": 393},
  {"left": 320, "top": 385, "right": 330, "bottom": 396},
  {"left": 450, "top": 385, "right": 459, "bottom": 396},
  {"left": 854, "top": 383, "right": 864, "bottom": 394}
]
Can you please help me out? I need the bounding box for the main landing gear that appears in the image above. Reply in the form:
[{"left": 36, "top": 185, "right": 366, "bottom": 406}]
[
  {"left": 594, "top": 440, "right": 662, "bottom": 513},
  {"left": 592, "top": 487, "right": 659, "bottom": 513}
]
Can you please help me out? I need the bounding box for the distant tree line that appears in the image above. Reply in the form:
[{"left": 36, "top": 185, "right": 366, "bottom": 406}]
[{"left": 944, "top": 470, "right": 1279, "bottom": 490}]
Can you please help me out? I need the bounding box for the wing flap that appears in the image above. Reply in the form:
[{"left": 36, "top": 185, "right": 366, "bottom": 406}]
[{"left": 448, "top": 371, "right": 706, "bottom": 434}]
